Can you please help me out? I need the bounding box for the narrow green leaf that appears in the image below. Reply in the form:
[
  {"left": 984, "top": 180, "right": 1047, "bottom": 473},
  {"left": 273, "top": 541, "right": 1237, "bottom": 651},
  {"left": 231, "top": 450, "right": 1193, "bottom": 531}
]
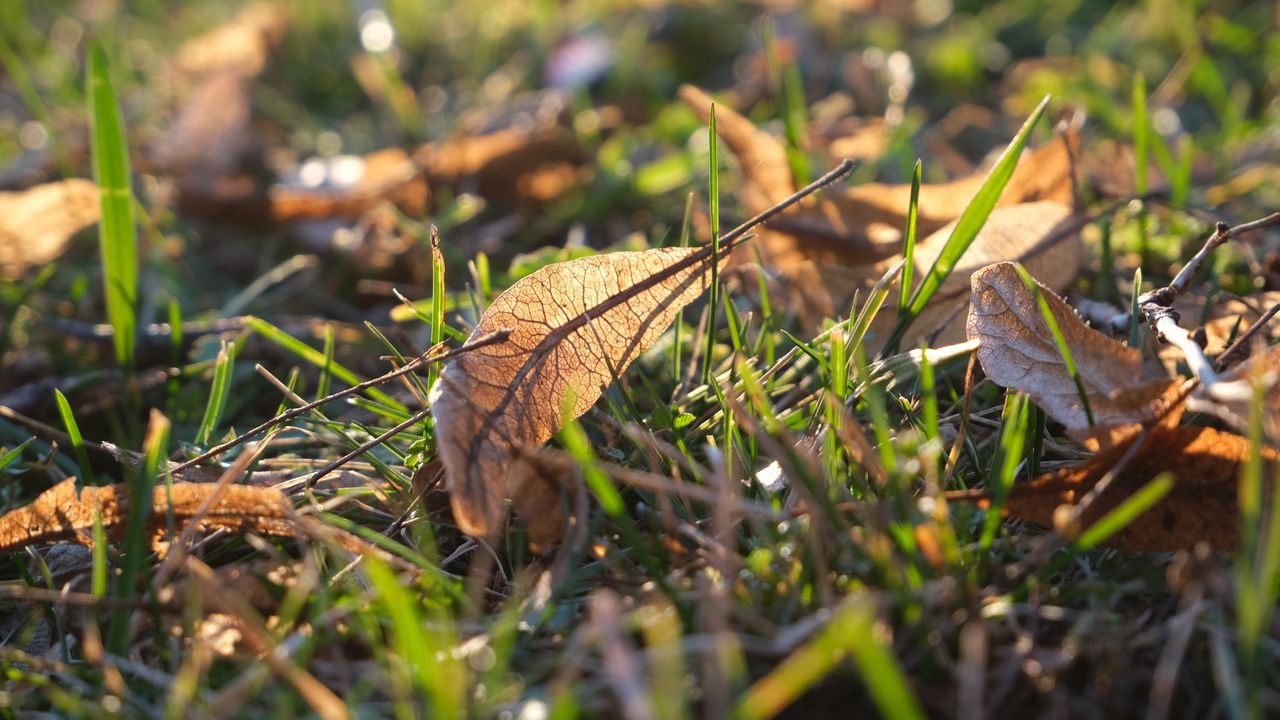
[
  {"left": 0, "top": 437, "right": 34, "bottom": 473},
  {"left": 1132, "top": 72, "right": 1149, "bottom": 196},
  {"left": 1129, "top": 267, "right": 1144, "bottom": 349},
  {"left": 54, "top": 389, "right": 94, "bottom": 488},
  {"left": 981, "top": 392, "right": 1030, "bottom": 550},
  {"left": 1074, "top": 472, "right": 1174, "bottom": 550},
  {"left": 898, "top": 160, "right": 923, "bottom": 312},
  {"left": 194, "top": 341, "right": 236, "bottom": 447},
  {"left": 703, "top": 105, "right": 721, "bottom": 385},
  {"left": 107, "top": 410, "right": 169, "bottom": 655},
  {"left": 87, "top": 42, "right": 138, "bottom": 369},
  {"left": 1013, "top": 264, "right": 1095, "bottom": 426},
  {"left": 886, "top": 95, "right": 1051, "bottom": 353}
]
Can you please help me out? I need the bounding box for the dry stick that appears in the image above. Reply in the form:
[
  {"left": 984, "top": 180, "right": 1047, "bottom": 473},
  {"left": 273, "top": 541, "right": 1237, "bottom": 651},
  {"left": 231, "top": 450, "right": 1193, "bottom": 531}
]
[
  {"left": 302, "top": 406, "right": 433, "bottom": 489},
  {"left": 171, "top": 328, "right": 510, "bottom": 474}
]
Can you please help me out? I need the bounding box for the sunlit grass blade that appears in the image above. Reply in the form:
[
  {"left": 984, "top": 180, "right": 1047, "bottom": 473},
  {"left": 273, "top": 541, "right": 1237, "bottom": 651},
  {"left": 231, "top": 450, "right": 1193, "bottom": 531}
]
[
  {"left": 1132, "top": 72, "right": 1150, "bottom": 264},
  {"left": 702, "top": 105, "right": 721, "bottom": 386},
  {"left": 1129, "top": 267, "right": 1144, "bottom": 349},
  {"left": 0, "top": 437, "right": 34, "bottom": 472},
  {"left": 194, "top": 340, "right": 237, "bottom": 447},
  {"left": 1012, "top": 263, "right": 1095, "bottom": 426},
  {"left": 362, "top": 552, "right": 466, "bottom": 716},
  {"left": 980, "top": 392, "right": 1030, "bottom": 551},
  {"left": 732, "top": 596, "right": 924, "bottom": 720},
  {"left": 88, "top": 42, "right": 138, "bottom": 369},
  {"left": 107, "top": 409, "right": 168, "bottom": 655},
  {"left": 898, "top": 161, "right": 922, "bottom": 313},
  {"left": 884, "top": 95, "right": 1050, "bottom": 354},
  {"left": 763, "top": 18, "right": 810, "bottom": 185},
  {"left": 1072, "top": 472, "right": 1173, "bottom": 550},
  {"left": 54, "top": 389, "right": 95, "bottom": 488},
  {"left": 246, "top": 316, "right": 406, "bottom": 412}
]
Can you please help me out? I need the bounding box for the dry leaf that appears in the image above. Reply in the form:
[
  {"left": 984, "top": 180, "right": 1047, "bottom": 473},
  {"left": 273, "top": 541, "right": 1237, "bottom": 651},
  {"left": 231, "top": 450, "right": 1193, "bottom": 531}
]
[
  {"left": 967, "top": 261, "right": 1175, "bottom": 436},
  {"left": 0, "top": 479, "right": 295, "bottom": 554},
  {"left": 986, "top": 425, "right": 1275, "bottom": 552},
  {"left": 678, "top": 84, "right": 1078, "bottom": 319},
  {"left": 176, "top": 147, "right": 429, "bottom": 224},
  {"left": 887, "top": 200, "right": 1081, "bottom": 347},
  {"left": 0, "top": 179, "right": 100, "bottom": 279},
  {"left": 430, "top": 247, "right": 718, "bottom": 540},
  {"left": 153, "top": 70, "right": 255, "bottom": 181},
  {"left": 170, "top": 2, "right": 289, "bottom": 79},
  {"left": 418, "top": 127, "right": 586, "bottom": 203}
]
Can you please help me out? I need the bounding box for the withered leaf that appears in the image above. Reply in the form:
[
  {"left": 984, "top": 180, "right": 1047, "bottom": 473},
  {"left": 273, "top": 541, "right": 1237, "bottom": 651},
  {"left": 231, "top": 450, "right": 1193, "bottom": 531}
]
[
  {"left": 981, "top": 425, "right": 1275, "bottom": 552},
  {"left": 679, "top": 84, "right": 1078, "bottom": 319},
  {"left": 886, "top": 200, "right": 1081, "bottom": 347},
  {"left": 430, "top": 247, "right": 718, "bottom": 539},
  {"left": 177, "top": 147, "right": 429, "bottom": 224},
  {"left": 0, "top": 479, "right": 295, "bottom": 554},
  {"left": 170, "top": 2, "right": 289, "bottom": 79},
  {"left": 967, "top": 261, "right": 1174, "bottom": 436},
  {"left": 0, "top": 179, "right": 100, "bottom": 279},
  {"left": 417, "top": 127, "right": 586, "bottom": 203}
]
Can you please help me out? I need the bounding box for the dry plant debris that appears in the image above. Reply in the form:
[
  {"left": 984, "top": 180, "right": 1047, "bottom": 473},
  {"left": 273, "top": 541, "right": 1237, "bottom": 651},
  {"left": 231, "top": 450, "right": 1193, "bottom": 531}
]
[
  {"left": 0, "top": 179, "right": 100, "bottom": 278},
  {"left": 0, "top": 479, "right": 295, "bottom": 554}
]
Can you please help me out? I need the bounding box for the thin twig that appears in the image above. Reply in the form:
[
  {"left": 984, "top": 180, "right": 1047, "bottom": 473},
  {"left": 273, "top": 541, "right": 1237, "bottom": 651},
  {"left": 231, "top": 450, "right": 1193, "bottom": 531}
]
[
  {"left": 171, "top": 328, "right": 510, "bottom": 473},
  {"left": 1214, "top": 303, "right": 1280, "bottom": 372}
]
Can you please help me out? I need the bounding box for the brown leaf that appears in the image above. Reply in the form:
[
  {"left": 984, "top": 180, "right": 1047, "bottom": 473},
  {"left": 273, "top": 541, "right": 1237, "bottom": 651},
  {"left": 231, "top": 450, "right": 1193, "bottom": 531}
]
[
  {"left": 430, "top": 247, "right": 718, "bottom": 539},
  {"left": 176, "top": 147, "right": 429, "bottom": 224},
  {"left": 418, "top": 127, "right": 586, "bottom": 203},
  {"left": 170, "top": 2, "right": 289, "bottom": 79},
  {"left": 0, "top": 179, "right": 100, "bottom": 278},
  {"left": 0, "top": 479, "right": 295, "bottom": 554},
  {"left": 890, "top": 201, "right": 1081, "bottom": 347},
  {"left": 994, "top": 426, "right": 1274, "bottom": 552},
  {"left": 679, "top": 84, "right": 1078, "bottom": 319},
  {"left": 967, "top": 261, "right": 1174, "bottom": 436},
  {"left": 153, "top": 70, "right": 255, "bottom": 181}
]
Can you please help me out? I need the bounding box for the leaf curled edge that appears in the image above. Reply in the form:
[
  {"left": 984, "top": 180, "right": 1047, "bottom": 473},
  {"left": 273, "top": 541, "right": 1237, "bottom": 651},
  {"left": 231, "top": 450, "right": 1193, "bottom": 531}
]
[
  {"left": 430, "top": 247, "right": 716, "bottom": 538},
  {"left": 966, "top": 261, "right": 1173, "bottom": 436}
]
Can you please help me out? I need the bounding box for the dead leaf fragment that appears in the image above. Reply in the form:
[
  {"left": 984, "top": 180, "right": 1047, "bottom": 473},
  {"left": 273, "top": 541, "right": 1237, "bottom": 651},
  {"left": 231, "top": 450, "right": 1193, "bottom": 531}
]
[
  {"left": 994, "top": 426, "right": 1274, "bottom": 552},
  {"left": 170, "top": 2, "right": 289, "bottom": 79},
  {"left": 891, "top": 201, "right": 1080, "bottom": 347},
  {"left": 0, "top": 179, "right": 100, "bottom": 278},
  {"left": 0, "top": 479, "right": 295, "bottom": 554},
  {"left": 431, "top": 247, "right": 718, "bottom": 539},
  {"left": 967, "top": 261, "right": 1173, "bottom": 435},
  {"left": 678, "top": 84, "right": 1079, "bottom": 320}
]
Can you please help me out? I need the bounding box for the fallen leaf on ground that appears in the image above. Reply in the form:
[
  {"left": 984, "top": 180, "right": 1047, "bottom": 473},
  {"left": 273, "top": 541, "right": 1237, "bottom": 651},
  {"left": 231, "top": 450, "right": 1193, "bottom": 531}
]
[
  {"left": 967, "top": 261, "right": 1176, "bottom": 439},
  {"left": 0, "top": 479, "right": 295, "bottom": 554},
  {"left": 0, "top": 179, "right": 100, "bottom": 278},
  {"left": 418, "top": 127, "right": 586, "bottom": 203},
  {"left": 679, "top": 84, "right": 1078, "bottom": 320},
  {"left": 177, "top": 147, "right": 429, "bottom": 224},
  {"left": 152, "top": 70, "right": 256, "bottom": 182},
  {"left": 430, "top": 247, "right": 720, "bottom": 541},
  {"left": 883, "top": 200, "right": 1081, "bottom": 347},
  {"left": 950, "top": 425, "right": 1275, "bottom": 552},
  {"left": 169, "top": 2, "right": 289, "bottom": 79}
]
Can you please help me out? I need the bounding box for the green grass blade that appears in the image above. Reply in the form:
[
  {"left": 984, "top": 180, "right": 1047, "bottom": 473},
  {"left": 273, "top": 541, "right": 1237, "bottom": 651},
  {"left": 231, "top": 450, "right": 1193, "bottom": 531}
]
[
  {"left": 980, "top": 392, "right": 1030, "bottom": 550},
  {"left": 54, "top": 389, "right": 95, "bottom": 488},
  {"left": 732, "top": 596, "right": 923, "bottom": 720},
  {"left": 1012, "top": 264, "right": 1095, "bottom": 426},
  {"left": 1073, "top": 472, "right": 1174, "bottom": 551},
  {"left": 107, "top": 409, "right": 168, "bottom": 655},
  {"left": 0, "top": 437, "right": 34, "bottom": 472},
  {"left": 702, "top": 105, "right": 721, "bottom": 386},
  {"left": 194, "top": 340, "right": 236, "bottom": 447},
  {"left": 1132, "top": 72, "right": 1149, "bottom": 197},
  {"left": 885, "top": 95, "right": 1051, "bottom": 354},
  {"left": 87, "top": 42, "right": 138, "bottom": 369},
  {"left": 897, "top": 160, "right": 922, "bottom": 313},
  {"left": 246, "top": 317, "right": 406, "bottom": 412},
  {"left": 1129, "top": 267, "right": 1144, "bottom": 349}
]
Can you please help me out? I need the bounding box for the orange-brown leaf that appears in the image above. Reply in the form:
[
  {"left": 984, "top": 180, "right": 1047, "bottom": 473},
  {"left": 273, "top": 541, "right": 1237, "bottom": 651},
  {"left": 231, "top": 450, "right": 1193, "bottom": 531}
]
[
  {"left": 994, "top": 426, "right": 1273, "bottom": 552},
  {"left": 430, "top": 247, "right": 718, "bottom": 539},
  {"left": 0, "top": 180, "right": 100, "bottom": 279},
  {"left": 967, "top": 261, "right": 1172, "bottom": 435},
  {"left": 0, "top": 479, "right": 295, "bottom": 554}
]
